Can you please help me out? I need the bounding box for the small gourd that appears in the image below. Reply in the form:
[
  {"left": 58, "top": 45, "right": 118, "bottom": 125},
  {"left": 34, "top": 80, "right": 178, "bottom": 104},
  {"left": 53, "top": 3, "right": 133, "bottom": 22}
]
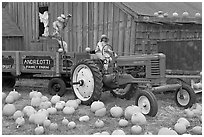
[
  {"left": 13, "top": 110, "right": 24, "bottom": 120},
  {"left": 35, "top": 126, "right": 44, "bottom": 135},
  {"left": 131, "top": 112, "right": 147, "bottom": 125},
  {"left": 95, "top": 119, "right": 104, "bottom": 128},
  {"left": 95, "top": 107, "right": 106, "bottom": 117},
  {"left": 174, "top": 123, "right": 187, "bottom": 134},
  {"left": 68, "top": 121, "right": 76, "bottom": 129},
  {"left": 51, "top": 94, "right": 60, "bottom": 104},
  {"left": 65, "top": 100, "right": 78, "bottom": 109},
  {"left": 49, "top": 123, "right": 58, "bottom": 130},
  {"left": 3, "top": 103, "right": 16, "bottom": 116},
  {"left": 79, "top": 115, "right": 90, "bottom": 122},
  {"left": 62, "top": 117, "right": 69, "bottom": 125},
  {"left": 124, "top": 105, "right": 141, "bottom": 120},
  {"left": 111, "top": 129, "right": 126, "bottom": 135},
  {"left": 118, "top": 119, "right": 128, "bottom": 127},
  {"left": 31, "top": 97, "right": 41, "bottom": 107},
  {"left": 15, "top": 117, "right": 25, "bottom": 128},
  {"left": 8, "top": 89, "right": 20, "bottom": 100},
  {"left": 131, "top": 125, "right": 142, "bottom": 135},
  {"left": 63, "top": 106, "right": 75, "bottom": 115},
  {"left": 55, "top": 102, "right": 64, "bottom": 110},
  {"left": 43, "top": 119, "right": 51, "bottom": 127},
  {"left": 91, "top": 100, "right": 105, "bottom": 112},
  {"left": 110, "top": 105, "right": 123, "bottom": 118},
  {"left": 29, "top": 90, "right": 38, "bottom": 98}
]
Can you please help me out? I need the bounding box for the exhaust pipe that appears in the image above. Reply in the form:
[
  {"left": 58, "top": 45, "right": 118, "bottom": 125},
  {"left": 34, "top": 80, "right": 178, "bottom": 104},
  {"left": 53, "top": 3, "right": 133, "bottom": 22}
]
[{"left": 151, "top": 84, "right": 181, "bottom": 93}]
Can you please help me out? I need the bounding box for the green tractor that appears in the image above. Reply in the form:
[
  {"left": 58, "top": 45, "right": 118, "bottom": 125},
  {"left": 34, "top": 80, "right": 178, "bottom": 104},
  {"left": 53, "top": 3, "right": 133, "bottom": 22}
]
[{"left": 71, "top": 44, "right": 196, "bottom": 117}]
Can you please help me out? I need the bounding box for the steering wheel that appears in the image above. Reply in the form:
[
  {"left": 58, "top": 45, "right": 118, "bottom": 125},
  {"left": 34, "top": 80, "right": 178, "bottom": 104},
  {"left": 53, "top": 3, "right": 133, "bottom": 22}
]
[{"left": 102, "top": 44, "right": 113, "bottom": 57}]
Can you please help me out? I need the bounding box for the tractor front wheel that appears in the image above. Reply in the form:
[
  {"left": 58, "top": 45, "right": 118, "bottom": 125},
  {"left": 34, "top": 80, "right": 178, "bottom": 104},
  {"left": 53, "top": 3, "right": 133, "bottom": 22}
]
[
  {"left": 71, "top": 60, "right": 103, "bottom": 105},
  {"left": 135, "top": 90, "right": 158, "bottom": 117},
  {"left": 175, "top": 83, "right": 196, "bottom": 108}
]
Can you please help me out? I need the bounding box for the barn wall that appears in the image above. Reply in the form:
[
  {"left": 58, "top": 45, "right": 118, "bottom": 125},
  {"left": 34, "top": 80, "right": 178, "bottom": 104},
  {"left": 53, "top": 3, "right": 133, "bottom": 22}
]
[
  {"left": 2, "top": 36, "right": 24, "bottom": 51},
  {"left": 5, "top": 2, "right": 137, "bottom": 55}
]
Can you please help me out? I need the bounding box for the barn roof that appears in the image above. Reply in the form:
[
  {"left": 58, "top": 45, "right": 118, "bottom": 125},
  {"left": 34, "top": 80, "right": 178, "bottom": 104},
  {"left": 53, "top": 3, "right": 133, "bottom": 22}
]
[
  {"left": 121, "top": 2, "right": 202, "bottom": 17},
  {"left": 2, "top": 8, "right": 23, "bottom": 37}
]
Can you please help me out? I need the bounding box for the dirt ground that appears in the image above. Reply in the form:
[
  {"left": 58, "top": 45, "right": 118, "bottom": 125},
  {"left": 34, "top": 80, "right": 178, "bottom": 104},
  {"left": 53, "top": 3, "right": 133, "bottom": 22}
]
[{"left": 2, "top": 79, "right": 202, "bottom": 135}]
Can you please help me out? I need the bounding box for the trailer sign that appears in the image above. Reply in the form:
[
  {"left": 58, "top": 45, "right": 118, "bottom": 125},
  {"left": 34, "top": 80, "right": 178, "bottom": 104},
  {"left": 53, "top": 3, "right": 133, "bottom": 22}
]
[
  {"left": 2, "top": 56, "right": 14, "bottom": 69},
  {"left": 23, "top": 56, "right": 54, "bottom": 70}
]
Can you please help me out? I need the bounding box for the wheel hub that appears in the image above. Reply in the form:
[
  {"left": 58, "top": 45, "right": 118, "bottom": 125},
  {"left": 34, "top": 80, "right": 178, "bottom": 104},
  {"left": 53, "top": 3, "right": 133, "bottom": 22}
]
[
  {"left": 138, "top": 96, "right": 151, "bottom": 115},
  {"left": 177, "top": 89, "right": 190, "bottom": 106}
]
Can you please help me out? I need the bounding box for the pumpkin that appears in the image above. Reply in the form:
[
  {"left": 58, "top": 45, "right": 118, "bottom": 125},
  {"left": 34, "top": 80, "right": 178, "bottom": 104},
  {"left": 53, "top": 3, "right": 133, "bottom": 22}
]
[
  {"left": 76, "top": 99, "right": 81, "bottom": 105},
  {"left": 59, "top": 101, "right": 66, "bottom": 106},
  {"left": 38, "top": 109, "right": 49, "bottom": 117},
  {"left": 13, "top": 110, "right": 24, "bottom": 120},
  {"left": 5, "top": 95, "right": 15, "bottom": 104},
  {"left": 158, "top": 127, "right": 178, "bottom": 135},
  {"left": 110, "top": 105, "right": 123, "bottom": 118},
  {"left": 41, "top": 96, "right": 49, "bottom": 102},
  {"left": 185, "top": 109, "right": 195, "bottom": 118},
  {"left": 51, "top": 94, "right": 60, "bottom": 104},
  {"left": 43, "top": 119, "right": 51, "bottom": 127},
  {"left": 62, "top": 117, "right": 69, "bottom": 125},
  {"left": 2, "top": 92, "right": 7, "bottom": 101},
  {"left": 31, "top": 97, "right": 41, "bottom": 107},
  {"left": 131, "top": 112, "right": 147, "bottom": 125},
  {"left": 91, "top": 101, "right": 105, "bottom": 112},
  {"left": 93, "top": 132, "right": 101, "bottom": 135},
  {"left": 118, "top": 119, "right": 128, "bottom": 127},
  {"left": 3, "top": 104, "right": 16, "bottom": 116},
  {"left": 79, "top": 115, "right": 90, "bottom": 122},
  {"left": 49, "top": 123, "right": 58, "bottom": 130},
  {"left": 35, "top": 126, "right": 44, "bottom": 135},
  {"left": 177, "top": 117, "right": 190, "bottom": 127},
  {"left": 191, "top": 126, "right": 202, "bottom": 135},
  {"left": 63, "top": 106, "right": 75, "bottom": 115},
  {"left": 124, "top": 105, "right": 141, "bottom": 120},
  {"left": 34, "top": 92, "right": 43, "bottom": 98},
  {"left": 65, "top": 100, "right": 78, "bottom": 109},
  {"left": 111, "top": 129, "right": 126, "bottom": 135},
  {"left": 8, "top": 89, "right": 20, "bottom": 100},
  {"left": 95, "top": 107, "right": 106, "bottom": 117},
  {"left": 39, "top": 101, "right": 51, "bottom": 109},
  {"left": 23, "top": 106, "right": 37, "bottom": 117},
  {"left": 29, "top": 113, "right": 36, "bottom": 123},
  {"left": 55, "top": 102, "right": 64, "bottom": 110},
  {"left": 101, "top": 131, "right": 110, "bottom": 135},
  {"left": 15, "top": 117, "right": 25, "bottom": 128},
  {"left": 29, "top": 90, "right": 38, "bottom": 98},
  {"left": 95, "top": 119, "right": 104, "bottom": 128},
  {"left": 131, "top": 125, "right": 142, "bottom": 135},
  {"left": 47, "top": 107, "right": 57, "bottom": 115},
  {"left": 68, "top": 121, "right": 76, "bottom": 129},
  {"left": 33, "top": 112, "right": 47, "bottom": 125},
  {"left": 174, "top": 123, "right": 186, "bottom": 134}
]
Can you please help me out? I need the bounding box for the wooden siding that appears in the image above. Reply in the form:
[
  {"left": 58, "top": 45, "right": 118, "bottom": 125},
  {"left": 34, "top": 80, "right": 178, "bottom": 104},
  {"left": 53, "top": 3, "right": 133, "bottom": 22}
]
[{"left": 2, "top": 36, "right": 24, "bottom": 51}]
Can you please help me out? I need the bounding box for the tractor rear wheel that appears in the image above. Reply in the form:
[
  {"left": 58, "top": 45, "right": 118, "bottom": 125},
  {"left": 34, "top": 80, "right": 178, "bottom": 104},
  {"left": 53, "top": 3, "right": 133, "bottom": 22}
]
[
  {"left": 175, "top": 83, "right": 196, "bottom": 108},
  {"left": 71, "top": 60, "right": 103, "bottom": 105},
  {"left": 135, "top": 90, "right": 158, "bottom": 117},
  {"left": 110, "top": 84, "right": 134, "bottom": 100}
]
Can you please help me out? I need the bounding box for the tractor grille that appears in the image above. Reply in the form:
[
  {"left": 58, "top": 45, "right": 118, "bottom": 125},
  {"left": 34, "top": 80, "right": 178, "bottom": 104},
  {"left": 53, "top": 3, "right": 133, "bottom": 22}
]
[{"left": 151, "top": 59, "right": 160, "bottom": 76}]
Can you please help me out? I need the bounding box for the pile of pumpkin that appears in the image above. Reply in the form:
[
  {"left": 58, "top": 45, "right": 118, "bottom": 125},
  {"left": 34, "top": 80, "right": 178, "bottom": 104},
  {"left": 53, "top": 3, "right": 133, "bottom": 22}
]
[{"left": 2, "top": 89, "right": 202, "bottom": 135}]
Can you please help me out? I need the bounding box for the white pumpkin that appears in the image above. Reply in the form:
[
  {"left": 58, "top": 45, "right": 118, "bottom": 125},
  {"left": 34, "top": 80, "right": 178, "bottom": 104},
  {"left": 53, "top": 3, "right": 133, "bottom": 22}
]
[
  {"left": 68, "top": 121, "right": 76, "bottom": 129},
  {"left": 91, "top": 101, "right": 105, "bottom": 112},
  {"left": 62, "top": 117, "right": 69, "bottom": 125},
  {"left": 131, "top": 112, "right": 147, "bottom": 125},
  {"left": 2, "top": 92, "right": 7, "bottom": 101},
  {"left": 191, "top": 126, "right": 202, "bottom": 135},
  {"left": 63, "top": 106, "right": 75, "bottom": 115},
  {"left": 95, "top": 107, "right": 106, "bottom": 117},
  {"left": 29, "top": 113, "right": 36, "bottom": 123},
  {"left": 174, "top": 123, "right": 187, "bottom": 134},
  {"left": 124, "top": 105, "right": 141, "bottom": 120},
  {"left": 29, "top": 90, "right": 38, "bottom": 98},
  {"left": 51, "top": 94, "right": 60, "bottom": 104},
  {"left": 31, "top": 97, "right": 41, "bottom": 107},
  {"left": 95, "top": 119, "right": 104, "bottom": 128},
  {"left": 35, "top": 126, "right": 44, "bottom": 135},
  {"left": 5, "top": 95, "right": 15, "bottom": 104},
  {"left": 55, "top": 102, "right": 64, "bottom": 110},
  {"left": 8, "top": 89, "right": 20, "bottom": 101},
  {"left": 101, "top": 131, "right": 110, "bottom": 135},
  {"left": 13, "top": 110, "right": 24, "bottom": 120},
  {"left": 15, "top": 117, "right": 25, "bottom": 128},
  {"left": 65, "top": 100, "right": 78, "bottom": 109},
  {"left": 41, "top": 96, "right": 49, "bottom": 102},
  {"left": 47, "top": 107, "right": 57, "bottom": 115},
  {"left": 43, "top": 119, "right": 51, "bottom": 127},
  {"left": 38, "top": 109, "right": 49, "bottom": 117},
  {"left": 49, "top": 123, "right": 58, "bottom": 130},
  {"left": 177, "top": 117, "right": 190, "bottom": 127},
  {"left": 110, "top": 105, "right": 123, "bottom": 118},
  {"left": 131, "top": 125, "right": 143, "bottom": 135},
  {"left": 33, "top": 112, "right": 47, "bottom": 125},
  {"left": 39, "top": 101, "right": 52, "bottom": 109},
  {"left": 158, "top": 127, "right": 177, "bottom": 135},
  {"left": 118, "top": 119, "right": 128, "bottom": 127},
  {"left": 3, "top": 104, "right": 16, "bottom": 116},
  {"left": 79, "top": 115, "right": 90, "bottom": 122},
  {"left": 111, "top": 129, "right": 126, "bottom": 135}
]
